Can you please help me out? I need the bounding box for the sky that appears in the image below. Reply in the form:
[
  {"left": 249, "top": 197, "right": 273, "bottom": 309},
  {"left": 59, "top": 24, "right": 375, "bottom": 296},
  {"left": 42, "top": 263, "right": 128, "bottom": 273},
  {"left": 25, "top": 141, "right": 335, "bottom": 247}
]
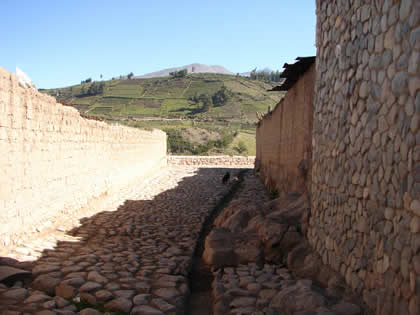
[{"left": 1, "top": 0, "right": 316, "bottom": 89}]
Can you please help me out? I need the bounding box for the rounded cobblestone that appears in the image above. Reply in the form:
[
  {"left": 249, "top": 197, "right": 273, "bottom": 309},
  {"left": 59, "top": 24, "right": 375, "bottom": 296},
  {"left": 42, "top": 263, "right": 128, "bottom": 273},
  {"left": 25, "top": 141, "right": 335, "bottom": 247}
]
[{"left": 0, "top": 166, "right": 244, "bottom": 313}]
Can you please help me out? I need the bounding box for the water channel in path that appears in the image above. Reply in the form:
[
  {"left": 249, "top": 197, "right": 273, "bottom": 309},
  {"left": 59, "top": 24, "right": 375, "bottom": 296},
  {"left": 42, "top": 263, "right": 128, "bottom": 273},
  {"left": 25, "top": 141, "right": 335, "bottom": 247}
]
[{"left": 186, "top": 169, "right": 248, "bottom": 315}]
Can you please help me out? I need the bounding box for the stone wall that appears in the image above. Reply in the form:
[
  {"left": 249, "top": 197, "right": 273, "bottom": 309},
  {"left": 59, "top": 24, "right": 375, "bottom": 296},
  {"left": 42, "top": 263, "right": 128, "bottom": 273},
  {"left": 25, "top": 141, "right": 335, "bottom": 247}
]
[
  {"left": 0, "top": 67, "right": 167, "bottom": 245},
  {"left": 255, "top": 64, "right": 315, "bottom": 197},
  {"left": 167, "top": 155, "right": 255, "bottom": 167},
  {"left": 309, "top": 1, "right": 420, "bottom": 314}
]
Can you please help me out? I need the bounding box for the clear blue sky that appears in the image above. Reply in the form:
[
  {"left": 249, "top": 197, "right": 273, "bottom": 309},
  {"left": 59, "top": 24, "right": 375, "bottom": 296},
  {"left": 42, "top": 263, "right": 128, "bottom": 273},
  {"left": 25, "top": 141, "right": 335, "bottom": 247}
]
[{"left": 1, "top": 0, "right": 316, "bottom": 89}]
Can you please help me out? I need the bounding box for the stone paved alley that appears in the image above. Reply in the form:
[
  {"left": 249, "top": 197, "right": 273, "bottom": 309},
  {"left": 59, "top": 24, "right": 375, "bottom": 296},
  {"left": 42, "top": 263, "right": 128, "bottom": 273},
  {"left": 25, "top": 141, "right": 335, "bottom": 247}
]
[
  {"left": 0, "top": 166, "right": 245, "bottom": 314},
  {"left": 0, "top": 165, "right": 366, "bottom": 315}
]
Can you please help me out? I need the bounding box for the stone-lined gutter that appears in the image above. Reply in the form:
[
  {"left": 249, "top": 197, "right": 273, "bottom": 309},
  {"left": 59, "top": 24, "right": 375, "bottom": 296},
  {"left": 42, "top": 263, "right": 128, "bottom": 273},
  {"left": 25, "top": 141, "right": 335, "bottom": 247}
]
[{"left": 186, "top": 169, "right": 249, "bottom": 315}]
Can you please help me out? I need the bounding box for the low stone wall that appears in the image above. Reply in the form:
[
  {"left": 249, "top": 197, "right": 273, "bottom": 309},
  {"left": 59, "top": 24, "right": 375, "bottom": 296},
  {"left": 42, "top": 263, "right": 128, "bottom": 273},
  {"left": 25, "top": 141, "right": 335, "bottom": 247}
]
[
  {"left": 167, "top": 155, "right": 255, "bottom": 167},
  {"left": 0, "top": 67, "right": 167, "bottom": 245}
]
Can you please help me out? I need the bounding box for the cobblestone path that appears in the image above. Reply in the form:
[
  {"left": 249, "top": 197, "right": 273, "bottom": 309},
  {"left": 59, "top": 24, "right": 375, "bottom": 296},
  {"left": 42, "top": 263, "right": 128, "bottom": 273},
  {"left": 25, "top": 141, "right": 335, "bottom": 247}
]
[{"left": 0, "top": 166, "right": 246, "bottom": 314}]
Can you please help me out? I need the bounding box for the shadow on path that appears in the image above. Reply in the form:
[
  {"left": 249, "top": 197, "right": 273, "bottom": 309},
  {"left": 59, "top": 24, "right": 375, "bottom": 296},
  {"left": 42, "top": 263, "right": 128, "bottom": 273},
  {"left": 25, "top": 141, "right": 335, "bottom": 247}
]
[{"left": 0, "top": 166, "right": 250, "bottom": 314}]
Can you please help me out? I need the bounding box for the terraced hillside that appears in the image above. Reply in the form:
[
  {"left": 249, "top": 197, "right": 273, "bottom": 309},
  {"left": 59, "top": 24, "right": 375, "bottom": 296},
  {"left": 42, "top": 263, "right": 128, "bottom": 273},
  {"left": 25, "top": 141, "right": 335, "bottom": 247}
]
[{"left": 41, "top": 73, "right": 282, "bottom": 120}]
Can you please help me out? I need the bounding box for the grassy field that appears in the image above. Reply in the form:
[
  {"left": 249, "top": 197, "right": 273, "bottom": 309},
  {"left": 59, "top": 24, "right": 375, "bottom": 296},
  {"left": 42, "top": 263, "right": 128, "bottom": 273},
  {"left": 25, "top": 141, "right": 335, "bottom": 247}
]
[
  {"left": 41, "top": 73, "right": 283, "bottom": 155},
  {"left": 228, "top": 131, "right": 257, "bottom": 156}
]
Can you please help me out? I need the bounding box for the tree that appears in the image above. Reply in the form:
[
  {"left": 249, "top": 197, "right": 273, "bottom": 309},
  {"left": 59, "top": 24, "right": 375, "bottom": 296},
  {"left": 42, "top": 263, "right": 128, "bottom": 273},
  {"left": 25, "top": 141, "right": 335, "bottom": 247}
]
[
  {"left": 212, "top": 86, "right": 230, "bottom": 107},
  {"left": 87, "top": 83, "right": 94, "bottom": 95},
  {"left": 250, "top": 68, "right": 257, "bottom": 80},
  {"left": 100, "top": 74, "right": 103, "bottom": 80},
  {"left": 128, "top": 72, "right": 134, "bottom": 80},
  {"left": 97, "top": 82, "right": 105, "bottom": 94},
  {"left": 169, "top": 69, "right": 187, "bottom": 78},
  {"left": 275, "top": 70, "right": 281, "bottom": 82},
  {"left": 81, "top": 77, "right": 92, "bottom": 84},
  {"left": 198, "top": 93, "right": 212, "bottom": 112},
  {"left": 83, "top": 81, "right": 105, "bottom": 96},
  {"left": 249, "top": 69, "right": 282, "bottom": 82}
]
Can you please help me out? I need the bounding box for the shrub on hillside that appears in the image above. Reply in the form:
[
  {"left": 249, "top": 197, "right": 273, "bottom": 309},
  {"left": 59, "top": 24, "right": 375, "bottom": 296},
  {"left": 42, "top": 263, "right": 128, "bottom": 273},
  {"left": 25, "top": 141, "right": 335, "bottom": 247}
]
[
  {"left": 165, "top": 128, "right": 235, "bottom": 155},
  {"left": 212, "top": 86, "right": 231, "bottom": 106},
  {"left": 235, "top": 140, "right": 248, "bottom": 155},
  {"left": 165, "top": 129, "right": 194, "bottom": 154}
]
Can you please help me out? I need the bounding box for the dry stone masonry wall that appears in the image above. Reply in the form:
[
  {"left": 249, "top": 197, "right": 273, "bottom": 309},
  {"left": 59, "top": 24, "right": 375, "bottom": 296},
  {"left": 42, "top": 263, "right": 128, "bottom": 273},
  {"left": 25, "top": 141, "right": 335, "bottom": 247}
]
[
  {"left": 0, "top": 67, "right": 167, "bottom": 246},
  {"left": 310, "top": 1, "right": 420, "bottom": 314},
  {"left": 167, "top": 155, "right": 255, "bottom": 167}
]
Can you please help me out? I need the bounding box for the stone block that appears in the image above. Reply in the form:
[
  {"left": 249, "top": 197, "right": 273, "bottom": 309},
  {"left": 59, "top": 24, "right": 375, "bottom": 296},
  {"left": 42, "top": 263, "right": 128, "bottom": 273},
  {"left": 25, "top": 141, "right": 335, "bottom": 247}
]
[
  {"left": 410, "top": 200, "right": 420, "bottom": 216},
  {"left": 392, "top": 72, "right": 409, "bottom": 94},
  {"left": 203, "top": 227, "right": 237, "bottom": 268},
  {"left": 411, "top": 216, "right": 420, "bottom": 233}
]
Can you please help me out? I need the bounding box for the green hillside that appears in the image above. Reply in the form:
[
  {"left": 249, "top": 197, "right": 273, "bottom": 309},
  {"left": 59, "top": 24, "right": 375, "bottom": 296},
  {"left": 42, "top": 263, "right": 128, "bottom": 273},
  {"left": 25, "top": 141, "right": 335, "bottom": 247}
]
[
  {"left": 41, "top": 73, "right": 283, "bottom": 156},
  {"left": 41, "top": 73, "right": 281, "bottom": 121}
]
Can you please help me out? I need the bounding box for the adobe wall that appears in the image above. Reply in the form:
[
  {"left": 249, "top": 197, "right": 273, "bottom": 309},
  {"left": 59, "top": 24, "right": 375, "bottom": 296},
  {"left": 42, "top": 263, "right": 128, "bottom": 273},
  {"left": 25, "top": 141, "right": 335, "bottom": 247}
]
[
  {"left": 310, "top": 1, "right": 420, "bottom": 314},
  {"left": 0, "top": 67, "right": 167, "bottom": 246},
  {"left": 255, "top": 64, "right": 314, "bottom": 197}
]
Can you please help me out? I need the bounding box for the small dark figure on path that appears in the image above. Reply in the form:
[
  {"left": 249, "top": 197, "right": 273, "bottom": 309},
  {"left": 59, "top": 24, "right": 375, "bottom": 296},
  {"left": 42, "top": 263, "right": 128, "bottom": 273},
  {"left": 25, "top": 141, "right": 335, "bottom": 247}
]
[{"left": 222, "top": 171, "right": 230, "bottom": 184}]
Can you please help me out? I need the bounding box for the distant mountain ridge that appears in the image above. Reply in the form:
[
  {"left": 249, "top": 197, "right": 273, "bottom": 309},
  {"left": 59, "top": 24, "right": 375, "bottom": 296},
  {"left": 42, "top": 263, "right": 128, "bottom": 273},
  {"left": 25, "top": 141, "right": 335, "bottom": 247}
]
[{"left": 136, "top": 63, "right": 234, "bottom": 78}]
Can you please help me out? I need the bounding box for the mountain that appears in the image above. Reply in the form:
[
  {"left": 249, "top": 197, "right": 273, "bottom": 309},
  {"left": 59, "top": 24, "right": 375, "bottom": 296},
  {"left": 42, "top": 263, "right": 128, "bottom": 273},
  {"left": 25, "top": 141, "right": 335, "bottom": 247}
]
[{"left": 136, "top": 63, "right": 233, "bottom": 78}]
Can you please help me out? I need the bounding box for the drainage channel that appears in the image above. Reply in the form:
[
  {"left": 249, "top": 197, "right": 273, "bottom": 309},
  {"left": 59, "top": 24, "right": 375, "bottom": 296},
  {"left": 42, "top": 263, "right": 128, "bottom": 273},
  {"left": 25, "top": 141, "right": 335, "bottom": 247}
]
[{"left": 186, "top": 168, "right": 248, "bottom": 315}]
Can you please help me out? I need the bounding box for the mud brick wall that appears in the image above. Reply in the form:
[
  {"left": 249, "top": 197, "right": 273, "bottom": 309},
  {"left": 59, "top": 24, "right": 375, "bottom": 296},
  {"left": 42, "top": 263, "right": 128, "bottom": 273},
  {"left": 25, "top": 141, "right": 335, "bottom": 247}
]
[
  {"left": 0, "top": 67, "right": 167, "bottom": 245},
  {"left": 309, "top": 1, "right": 420, "bottom": 314},
  {"left": 255, "top": 64, "right": 314, "bottom": 197},
  {"left": 167, "top": 155, "right": 255, "bottom": 167}
]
